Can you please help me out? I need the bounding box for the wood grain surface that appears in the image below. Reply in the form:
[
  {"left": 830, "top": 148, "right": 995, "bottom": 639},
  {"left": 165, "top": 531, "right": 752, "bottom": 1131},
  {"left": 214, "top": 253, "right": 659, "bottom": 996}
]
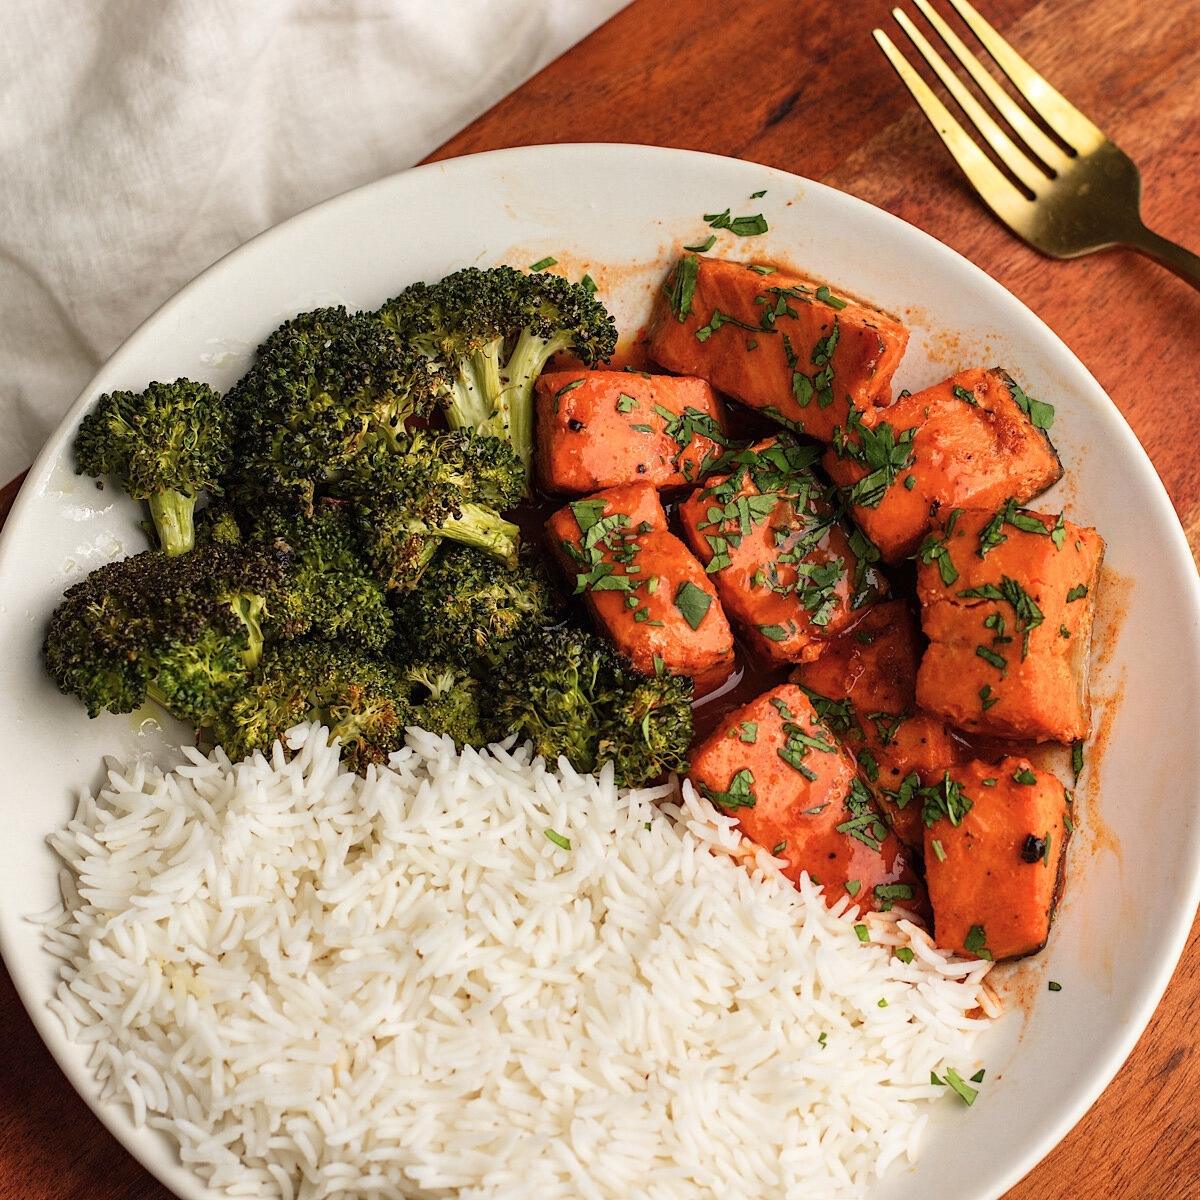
[{"left": 2, "top": 0, "right": 1198, "bottom": 1196}]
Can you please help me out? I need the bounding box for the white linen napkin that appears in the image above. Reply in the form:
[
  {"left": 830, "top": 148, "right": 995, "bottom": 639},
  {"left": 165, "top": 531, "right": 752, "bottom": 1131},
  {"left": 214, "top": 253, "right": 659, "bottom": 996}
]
[{"left": 0, "top": 0, "right": 626, "bottom": 484}]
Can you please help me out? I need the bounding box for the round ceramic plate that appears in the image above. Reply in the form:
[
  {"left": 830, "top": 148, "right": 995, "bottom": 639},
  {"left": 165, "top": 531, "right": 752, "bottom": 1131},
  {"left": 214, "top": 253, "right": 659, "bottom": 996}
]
[{"left": 1, "top": 144, "right": 1197, "bottom": 1200}]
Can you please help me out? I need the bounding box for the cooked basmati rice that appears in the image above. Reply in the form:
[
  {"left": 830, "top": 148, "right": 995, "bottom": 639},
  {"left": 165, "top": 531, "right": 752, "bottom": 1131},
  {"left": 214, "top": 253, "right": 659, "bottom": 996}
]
[{"left": 37, "top": 724, "right": 995, "bottom": 1199}]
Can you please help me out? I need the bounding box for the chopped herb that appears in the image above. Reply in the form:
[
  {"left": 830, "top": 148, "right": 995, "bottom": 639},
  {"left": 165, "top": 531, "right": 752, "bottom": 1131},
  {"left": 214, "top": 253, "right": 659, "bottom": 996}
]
[
  {"left": 818, "top": 1031, "right": 828, "bottom": 1047},
  {"left": 970, "top": 1069, "right": 986, "bottom": 1084},
  {"left": 748, "top": 264, "right": 777, "bottom": 275},
  {"left": 837, "top": 778, "right": 890, "bottom": 851},
  {"left": 854, "top": 924, "right": 870, "bottom": 943},
  {"left": 772, "top": 839, "right": 787, "bottom": 856},
  {"left": 895, "top": 946, "right": 915, "bottom": 964},
  {"left": 874, "top": 883, "right": 914, "bottom": 911},
  {"left": 964, "top": 924, "right": 993, "bottom": 961},
  {"left": 918, "top": 509, "right": 963, "bottom": 586},
  {"left": 652, "top": 654, "right": 665, "bottom": 676},
  {"left": 683, "top": 234, "right": 718, "bottom": 253},
  {"left": 705, "top": 208, "right": 769, "bottom": 236},
  {"left": 674, "top": 580, "right": 712, "bottom": 630},
  {"left": 757, "top": 623, "right": 789, "bottom": 642},
  {"left": 931, "top": 1071, "right": 944, "bottom": 1086},
  {"left": 931, "top": 838, "right": 946, "bottom": 862},
  {"left": 944, "top": 1068, "right": 979, "bottom": 1106},
  {"left": 979, "top": 684, "right": 998, "bottom": 710},
  {"left": 1012, "top": 766, "right": 1037, "bottom": 785},
  {"left": 700, "top": 767, "right": 756, "bottom": 810},
  {"left": 580, "top": 274, "right": 597, "bottom": 294},
  {"left": 569, "top": 498, "right": 607, "bottom": 534},
  {"left": 529, "top": 256, "right": 558, "bottom": 271},
  {"left": 952, "top": 384, "right": 979, "bottom": 406},
  {"left": 981, "top": 778, "right": 997, "bottom": 787},
  {"left": 1007, "top": 378, "right": 1055, "bottom": 430},
  {"left": 1059, "top": 624, "right": 1071, "bottom": 638},
  {"left": 838, "top": 412, "right": 916, "bottom": 509},
  {"left": 694, "top": 307, "right": 760, "bottom": 341},
  {"left": 1050, "top": 511, "right": 1066, "bottom": 550},
  {"left": 616, "top": 393, "right": 637, "bottom": 413},
  {"left": 976, "top": 645, "right": 1007, "bottom": 673},
  {"left": 544, "top": 828, "right": 571, "bottom": 850},
  {"left": 750, "top": 188, "right": 768, "bottom": 198},
  {"left": 738, "top": 721, "right": 759, "bottom": 744},
  {"left": 814, "top": 284, "right": 848, "bottom": 310},
  {"left": 883, "top": 772, "right": 920, "bottom": 812},
  {"left": 920, "top": 771, "right": 973, "bottom": 829},
  {"left": 878, "top": 998, "right": 889, "bottom": 1008},
  {"left": 667, "top": 255, "right": 700, "bottom": 322},
  {"left": 845, "top": 879, "right": 862, "bottom": 897},
  {"left": 1048, "top": 980, "right": 1062, "bottom": 992},
  {"left": 959, "top": 575, "right": 1044, "bottom": 659},
  {"left": 1066, "top": 583, "right": 1089, "bottom": 602},
  {"left": 903, "top": 473, "right": 917, "bottom": 490},
  {"left": 1071, "top": 739, "right": 1085, "bottom": 780}
]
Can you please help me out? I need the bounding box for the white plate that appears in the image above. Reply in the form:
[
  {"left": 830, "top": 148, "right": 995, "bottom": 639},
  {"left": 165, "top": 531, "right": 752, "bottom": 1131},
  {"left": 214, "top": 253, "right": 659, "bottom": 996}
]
[{"left": 1, "top": 144, "right": 1198, "bottom": 1200}]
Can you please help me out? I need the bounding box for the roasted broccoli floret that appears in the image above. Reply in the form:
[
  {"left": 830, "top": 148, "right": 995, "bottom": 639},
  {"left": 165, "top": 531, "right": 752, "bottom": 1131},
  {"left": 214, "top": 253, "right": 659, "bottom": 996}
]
[
  {"left": 332, "top": 431, "right": 521, "bottom": 590},
  {"left": 212, "top": 642, "right": 412, "bottom": 775},
  {"left": 225, "top": 306, "right": 443, "bottom": 511},
  {"left": 44, "top": 545, "right": 287, "bottom": 723},
  {"left": 73, "top": 378, "right": 232, "bottom": 556},
  {"left": 377, "top": 266, "right": 618, "bottom": 487},
  {"left": 494, "top": 624, "right": 694, "bottom": 786},
  {"left": 392, "top": 544, "right": 561, "bottom": 669},
  {"left": 396, "top": 660, "right": 489, "bottom": 748}
]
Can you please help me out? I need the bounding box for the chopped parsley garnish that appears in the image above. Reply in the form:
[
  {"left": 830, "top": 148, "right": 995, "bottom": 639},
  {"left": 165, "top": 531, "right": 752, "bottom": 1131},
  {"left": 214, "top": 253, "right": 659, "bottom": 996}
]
[
  {"left": 544, "top": 828, "right": 571, "bottom": 850},
  {"left": 920, "top": 771, "right": 973, "bottom": 829},
  {"left": 1012, "top": 766, "right": 1037, "bottom": 785},
  {"left": 738, "top": 721, "right": 758, "bottom": 744},
  {"left": 748, "top": 264, "right": 777, "bottom": 275},
  {"left": 836, "top": 778, "right": 889, "bottom": 851},
  {"left": 704, "top": 208, "right": 769, "bottom": 236},
  {"left": 964, "top": 924, "right": 993, "bottom": 960},
  {"left": 814, "top": 284, "right": 848, "bottom": 310},
  {"left": 958, "top": 575, "right": 1045, "bottom": 659},
  {"left": 918, "top": 508, "right": 963, "bottom": 586},
  {"left": 772, "top": 839, "right": 787, "bottom": 856},
  {"left": 975, "top": 645, "right": 1008, "bottom": 674},
  {"left": 1048, "top": 980, "right": 1062, "bottom": 992},
  {"left": 979, "top": 684, "right": 998, "bottom": 710},
  {"left": 1066, "top": 583, "right": 1089, "bottom": 602},
  {"left": 845, "top": 880, "right": 862, "bottom": 897},
  {"left": 931, "top": 838, "right": 946, "bottom": 862},
  {"left": 1072, "top": 739, "right": 1085, "bottom": 780},
  {"left": 952, "top": 384, "right": 978, "bottom": 406},
  {"left": 970, "top": 1069, "right": 986, "bottom": 1084},
  {"left": 580, "top": 274, "right": 597, "bottom": 294},
  {"left": 683, "top": 234, "right": 718, "bottom": 253},
  {"left": 750, "top": 188, "right": 768, "bottom": 198},
  {"left": 873, "top": 882, "right": 914, "bottom": 911},
  {"left": 903, "top": 473, "right": 917, "bottom": 490},
  {"left": 529, "top": 256, "right": 558, "bottom": 271},
  {"left": 883, "top": 772, "right": 920, "bottom": 812},
  {"left": 895, "top": 947, "right": 915, "bottom": 964},
  {"left": 943, "top": 1067, "right": 980, "bottom": 1105},
  {"left": 694, "top": 307, "right": 760, "bottom": 341},
  {"left": 555, "top": 377, "right": 586, "bottom": 402},
  {"left": 757, "top": 623, "right": 788, "bottom": 642},
  {"left": 673, "top": 580, "right": 712, "bottom": 630},
  {"left": 834, "top": 410, "right": 916, "bottom": 509},
  {"left": 700, "top": 767, "right": 756, "bottom": 810},
  {"left": 1007, "top": 378, "right": 1055, "bottom": 430},
  {"left": 854, "top": 924, "right": 870, "bottom": 943},
  {"left": 616, "top": 393, "right": 637, "bottom": 413},
  {"left": 818, "top": 1030, "right": 828, "bottom": 1047},
  {"left": 667, "top": 255, "right": 700, "bottom": 322}
]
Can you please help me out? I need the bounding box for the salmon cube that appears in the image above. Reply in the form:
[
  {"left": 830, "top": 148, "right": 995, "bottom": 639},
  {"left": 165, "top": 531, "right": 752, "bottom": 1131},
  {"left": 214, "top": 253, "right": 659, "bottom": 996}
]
[
  {"left": 648, "top": 256, "right": 908, "bottom": 444},
  {"left": 915, "top": 505, "right": 1105, "bottom": 742},
  {"left": 823, "top": 367, "right": 1062, "bottom": 561},
  {"left": 792, "top": 600, "right": 957, "bottom": 847},
  {"left": 678, "top": 434, "right": 886, "bottom": 665},
  {"left": 924, "top": 757, "right": 1069, "bottom": 960},
  {"left": 546, "top": 482, "right": 735, "bottom": 694},
  {"left": 535, "top": 369, "right": 727, "bottom": 494},
  {"left": 688, "top": 684, "right": 919, "bottom": 912}
]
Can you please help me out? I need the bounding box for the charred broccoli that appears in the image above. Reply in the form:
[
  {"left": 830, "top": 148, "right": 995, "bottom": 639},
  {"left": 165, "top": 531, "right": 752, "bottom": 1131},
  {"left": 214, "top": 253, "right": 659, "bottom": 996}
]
[
  {"left": 44, "top": 545, "right": 286, "bottom": 723},
  {"left": 377, "top": 266, "right": 617, "bottom": 486},
  {"left": 73, "top": 378, "right": 232, "bottom": 556},
  {"left": 395, "top": 660, "right": 489, "bottom": 748},
  {"left": 494, "top": 624, "right": 693, "bottom": 786},
  {"left": 392, "top": 544, "right": 561, "bottom": 670},
  {"left": 225, "top": 306, "right": 442, "bottom": 511},
  {"left": 332, "top": 431, "right": 522, "bottom": 590},
  {"left": 212, "top": 642, "right": 412, "bottom": 775}
]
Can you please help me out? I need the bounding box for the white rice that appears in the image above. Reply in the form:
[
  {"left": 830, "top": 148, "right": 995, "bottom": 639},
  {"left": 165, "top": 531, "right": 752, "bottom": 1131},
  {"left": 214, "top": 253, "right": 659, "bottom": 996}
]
[{"left": 37, "top": 723, "right": 995, "bottom": 1199}]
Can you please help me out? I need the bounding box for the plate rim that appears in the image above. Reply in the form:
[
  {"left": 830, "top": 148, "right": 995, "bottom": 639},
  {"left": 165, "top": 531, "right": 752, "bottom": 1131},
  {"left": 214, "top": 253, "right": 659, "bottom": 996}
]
[{"left": 3, "top": 141, "right": 1199, "bottom": 1200}]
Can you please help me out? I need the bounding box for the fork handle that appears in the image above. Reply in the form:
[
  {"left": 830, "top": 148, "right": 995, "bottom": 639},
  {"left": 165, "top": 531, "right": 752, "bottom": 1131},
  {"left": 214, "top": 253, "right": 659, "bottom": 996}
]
[{"left": 1125, "top": 225, "right": 1200, "bottom": 292}]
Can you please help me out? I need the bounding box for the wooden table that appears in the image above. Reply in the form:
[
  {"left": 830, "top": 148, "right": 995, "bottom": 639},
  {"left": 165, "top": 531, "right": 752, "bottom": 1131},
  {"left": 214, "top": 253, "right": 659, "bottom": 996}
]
[{"left": 3, "top": 0, "right": 1198, "bottom": 1195}]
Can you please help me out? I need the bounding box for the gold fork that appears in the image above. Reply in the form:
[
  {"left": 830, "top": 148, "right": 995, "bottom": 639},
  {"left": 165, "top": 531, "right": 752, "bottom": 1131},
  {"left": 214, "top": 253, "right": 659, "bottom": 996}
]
[{"left": 875, "top": 0, "right": 1200, "bottom": 291}]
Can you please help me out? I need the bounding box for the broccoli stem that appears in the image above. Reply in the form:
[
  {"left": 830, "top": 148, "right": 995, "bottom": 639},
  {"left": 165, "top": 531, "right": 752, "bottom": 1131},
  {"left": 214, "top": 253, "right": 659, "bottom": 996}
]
[
  {"left": 444, "top": 339, "right": 506, "bottom": 432},
  {"left": 227, "top": 595, "right": 267, "bottom": 667},
  {"left": 148, "top": 489, "right": 197, "bottom": 556},
  {"left": 496, "top": 330, "right": 572, "bottom": 492},
  {"left": 441, "top": 504, "right": 520, "bottom": 568}
]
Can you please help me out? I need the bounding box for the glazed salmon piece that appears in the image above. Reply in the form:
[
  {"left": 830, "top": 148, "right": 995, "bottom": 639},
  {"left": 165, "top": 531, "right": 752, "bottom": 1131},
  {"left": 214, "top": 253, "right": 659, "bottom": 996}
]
[
  {"left": 924, "top": 758, "right": 1069, "bottom": 960},
  {"left": 546, "top": 482, "right": 735, "bottom": 694},
  {"left": 915, "top": 505, "right": 1105, "bottom": 742},
  {"left": 678, "top": 435, "right": 886, "bottom": 665},
  {"left": 648, "top": 256, "right": 909, "bottom": 444},
  {"left": 822, "top": 367, "right": 1062, "bottom": 561},
  {"left": 535, "top": 369, "right": 728, "bottom": 494},
  {"left": 688, "top": 684, "right": 920, "bottom": 912},
  {"left": 792, "top": 600, "right": 956, "bottom": 848}
]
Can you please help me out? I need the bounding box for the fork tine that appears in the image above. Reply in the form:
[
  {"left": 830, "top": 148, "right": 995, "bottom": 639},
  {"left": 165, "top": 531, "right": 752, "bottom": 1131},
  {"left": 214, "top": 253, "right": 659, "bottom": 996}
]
[
  {"left": 911, "top": 0, "right": 1070, "bottom": 174},
  {"left": 892, "top": 8, "right": 1044, "bottom": 194},
  {"left": 873, "top": 29, "right": 1027, "bottom": 226},
  {"left": 945, "top": 0, "right": 1106, "bottom": 153}
]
